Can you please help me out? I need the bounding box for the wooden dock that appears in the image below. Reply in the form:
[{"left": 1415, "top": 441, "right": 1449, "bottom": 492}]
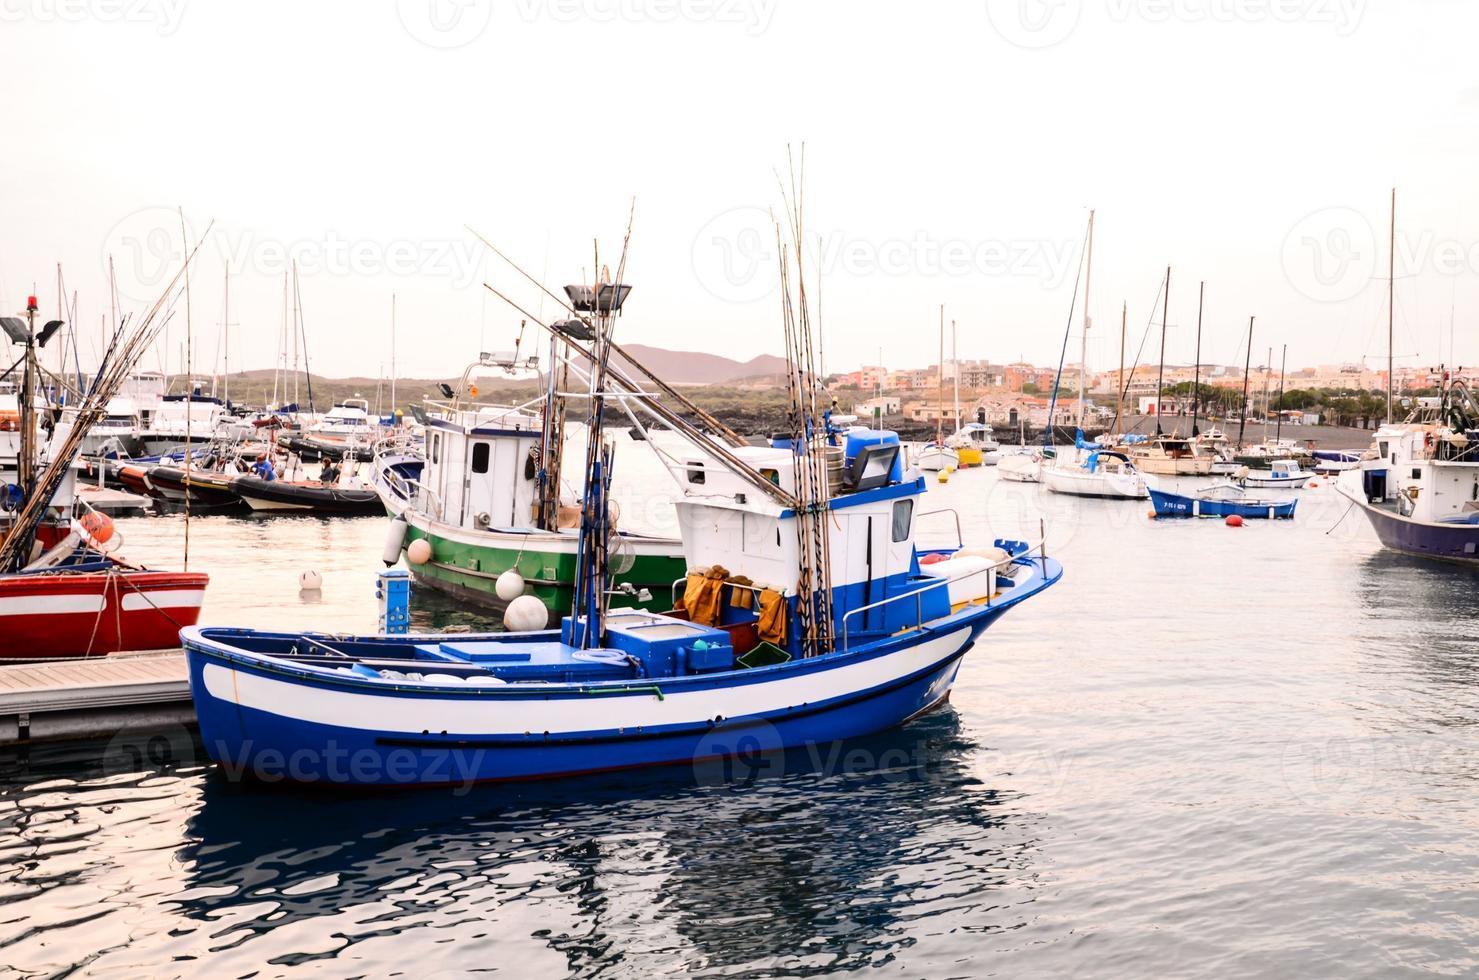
[{"left": 0, "top": 650, "right": 194, "bottom": 744}]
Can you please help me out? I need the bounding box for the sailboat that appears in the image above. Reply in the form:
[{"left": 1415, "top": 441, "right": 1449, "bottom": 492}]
[
  {"left": 183, "top": 237, "right": 1061, "bottom": 787},
  {"left": 1042, "top": 212, "right": 1150, "bottom": 500},
  {"left": 1127, "top": 266, "right": 1215, "bottom": 476},
  {"left": 915, "top": 306, "right": 960, "bottom": 473}
]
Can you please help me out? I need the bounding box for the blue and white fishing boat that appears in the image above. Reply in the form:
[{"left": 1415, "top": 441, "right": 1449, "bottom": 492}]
[
  {"left": 1149, "top": 482, "right": 1298, "bottom": 519},
  {"left": 183, "top": 255, "right": 1061, "bottom": 787}
]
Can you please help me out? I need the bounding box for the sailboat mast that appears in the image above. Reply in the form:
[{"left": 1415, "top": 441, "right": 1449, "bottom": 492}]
[
  {"left": 1237, "top": 317, "right": 1253, "bottom": 450},
  {"left": 17, "top": 300, "right": 37, "bottom": 497},
  {"left": 1275, "top": 344, "right": 1287, "bottom": 443},
  {"left": 1262, "top": 346, "right": 1271, "bottom": 440},
  {"left": 390, "top": 294, "right": 397, "bottom": 418},
  {"left": 1155, "top": 266, "right": 1170, "bottom": 435},
  {"left": 952, "top": 319, "right": 960, "bottom": 435},
  {"left": 936, "top": 304, "right": 944, "bottom": 445},
  {"left": 1387, "top": 187, "right": 1395, "bottom": 423},
  {"left": 1191, "top": 281, "right": 1204, "bottom": 437},
  {"left": 1115, "top": 300, "right": 1126, "bottom": 437},
  {"left": 223, "top": 269, "right": 230, "bottom": 407},
  {"left": 1079, "top": 209, "right": 1093, "bottom": 430}
]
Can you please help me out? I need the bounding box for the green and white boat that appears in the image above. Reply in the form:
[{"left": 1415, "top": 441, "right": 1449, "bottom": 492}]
[{"left": 373, "top": 355, "right": 685, "bottom": 613}]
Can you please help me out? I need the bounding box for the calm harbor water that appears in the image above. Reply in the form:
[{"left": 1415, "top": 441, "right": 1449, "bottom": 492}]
[{"left": 3, "top": 445, "right": 1477, "bottom": 977}]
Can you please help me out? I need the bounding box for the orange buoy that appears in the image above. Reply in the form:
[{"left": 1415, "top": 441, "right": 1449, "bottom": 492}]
[
  {"left": 1308, "top": 480, "right": 1319, "bottom": 487},
  {"left": 1147, "top": 510, "right": 1157, "bottom": 519},
  {"left": 1225, "top": 515, "right": 1244, "bottom": 527},
  {"left": 80, "top": 511, "right": 114, "bottom": 543}
]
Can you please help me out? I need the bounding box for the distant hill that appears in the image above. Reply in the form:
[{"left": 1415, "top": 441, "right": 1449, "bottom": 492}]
[
  {"left": 200, "top": 344, "right": 790, "bottom": 410},
  {"left": 614, "top": 345, "right": 788, "bottom": 385}
]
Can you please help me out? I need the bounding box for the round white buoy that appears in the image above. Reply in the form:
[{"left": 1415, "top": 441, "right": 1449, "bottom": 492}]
[
  {"left": 495, "top": 569, "right": 526, "bottom": 601},
  {"left": 299, "top": 569, "right": 323, "bottom": 590},
  {"left": 382, "top": 514, "right": 408, "bottom": 566},
  {"left": 406, "top": 538, "right": 432, "bottom": 565},
  {"left": 503, "top": 594, "right": 549, "bottom": 631}
]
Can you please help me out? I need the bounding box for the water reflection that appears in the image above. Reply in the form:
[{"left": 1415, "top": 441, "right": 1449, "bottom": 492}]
[{"left": 170, "top": 712, "right": 1039, "bottom": 974}]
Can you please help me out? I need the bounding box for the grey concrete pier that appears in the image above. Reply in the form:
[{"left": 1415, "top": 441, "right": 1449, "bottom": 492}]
[{"left": 0, "top": 650, "right": 194, "bottom": 744}]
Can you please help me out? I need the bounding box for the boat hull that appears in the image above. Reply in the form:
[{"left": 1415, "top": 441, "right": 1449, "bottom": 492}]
[
  {"left": 399, "top": 510, "right": 685, "bottom": 613},
  {"left": 1131, "top": 455, "right": 1215, "bottom": 476},
  {"left": 1338, "top": 485, "right": 1479, "bottom": 566},
  {"left": 1148, "top": 488, "right": 1297, "bottom": 519},
  {"left": 232, "top": 477, "right": 384, "bottom": 515},
  {"left": 146, "top": 466, "right": 247, "bottom": 510},
  {"left": 184, "top": 615, "right": 992, "bottom": 786},
  {"left": 1042, "top": 465, "right": 1148, "bottom": 499},
  {"left": 915, "top": 446, "right": 959, "bottom": 472},
  {"left": 0, "top": 570, "right": 209, "bottom": 660},
  {"left": 1241, "top": 474, "right": 1312, "bottom": 489}
]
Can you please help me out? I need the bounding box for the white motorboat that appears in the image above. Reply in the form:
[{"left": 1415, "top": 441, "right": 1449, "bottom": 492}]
[
  {"left": 914, "top": 442, "right": 960, "bottom": 472},
  {"left": 996, "top": 449, "right": 1044, "bottom": 483},
  {"left": 1239, "top": 458, "right": 1313, "bottom": 488}
]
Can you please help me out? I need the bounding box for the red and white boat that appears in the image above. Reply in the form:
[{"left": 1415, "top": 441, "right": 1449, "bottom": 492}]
[{"left": 0, "top": 564, "right": 208, "bottom": 660}]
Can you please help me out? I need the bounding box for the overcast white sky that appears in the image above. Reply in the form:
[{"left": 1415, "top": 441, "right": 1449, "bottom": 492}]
[{"left": 2, "top": 0, "right": 1477, "bottom": 382}]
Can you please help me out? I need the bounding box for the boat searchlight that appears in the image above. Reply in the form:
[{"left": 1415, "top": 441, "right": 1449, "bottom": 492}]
[
  {"left": 564, "top": 283, "right": 631, "bottom": 314},
  {"left": 0, "top": 317, "right": 64, "bottom": 348}
]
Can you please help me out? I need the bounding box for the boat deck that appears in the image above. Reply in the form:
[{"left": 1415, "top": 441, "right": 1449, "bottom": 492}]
[{"left": 0, "top": 649, "right": 192, "bottom": 744}]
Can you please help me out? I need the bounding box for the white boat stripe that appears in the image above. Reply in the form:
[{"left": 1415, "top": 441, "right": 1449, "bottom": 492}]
[
  {"left": 0, "top": 594, "right": 107, "bottom": 616},
  {"left": 201, "top": 625, "right": 972, "bottom": 736},
  {"left": 121, "top": 590, "right": 205, "bottom": 612}
]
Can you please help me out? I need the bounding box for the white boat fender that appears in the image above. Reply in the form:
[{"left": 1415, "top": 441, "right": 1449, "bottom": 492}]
[
  {"left": 406, "top": 537, "right": 432, "bottom": 566},
  {"left": 918, "top": 554, "right": 994, "bottom": 581},
  {"left": 382, "top": 514, "right": 409, "bottom": 567},
  {"left": 504, "top": 594, "right": 549, "bottom": 631},
  {"left": 495, "top": 569, "right": 526, "bottom": 601}
]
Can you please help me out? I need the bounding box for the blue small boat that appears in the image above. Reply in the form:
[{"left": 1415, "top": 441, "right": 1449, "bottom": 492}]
[{"left": 1149, "top": 483, "right": 1298, "bottom": 519}]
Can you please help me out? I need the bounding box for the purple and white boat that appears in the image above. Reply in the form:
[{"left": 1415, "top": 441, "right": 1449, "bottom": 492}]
[{"left": 1336, "top": 381, "right": 1479, "bottom": 566}]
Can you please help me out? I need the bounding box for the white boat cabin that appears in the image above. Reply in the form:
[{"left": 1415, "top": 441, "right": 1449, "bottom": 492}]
[
  {"left": 1358, "top": 423, "right": 1479, "bottom": 522},
  {"left": 420, "top": 407, "right": 544, "bottom": 531},
  {"left": 673, "top": 429, "right": 996, "bottom": 656}
]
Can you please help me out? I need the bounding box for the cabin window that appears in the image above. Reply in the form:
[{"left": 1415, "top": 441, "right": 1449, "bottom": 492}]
[
  {"left": 687, "top": 464, "right": 705, "bottom": 485},
  {"left": 431, "top": 433, "right": 440, "bottom": 464},
  {"left": 1411, "top": 468, "right": 1421, "bottom": 480},
  {"left": 891, "top": 499, "right": 913, "bottom": 542},
  {"left": 471, "top": 442, "right": 490, "bottom": 474}
]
